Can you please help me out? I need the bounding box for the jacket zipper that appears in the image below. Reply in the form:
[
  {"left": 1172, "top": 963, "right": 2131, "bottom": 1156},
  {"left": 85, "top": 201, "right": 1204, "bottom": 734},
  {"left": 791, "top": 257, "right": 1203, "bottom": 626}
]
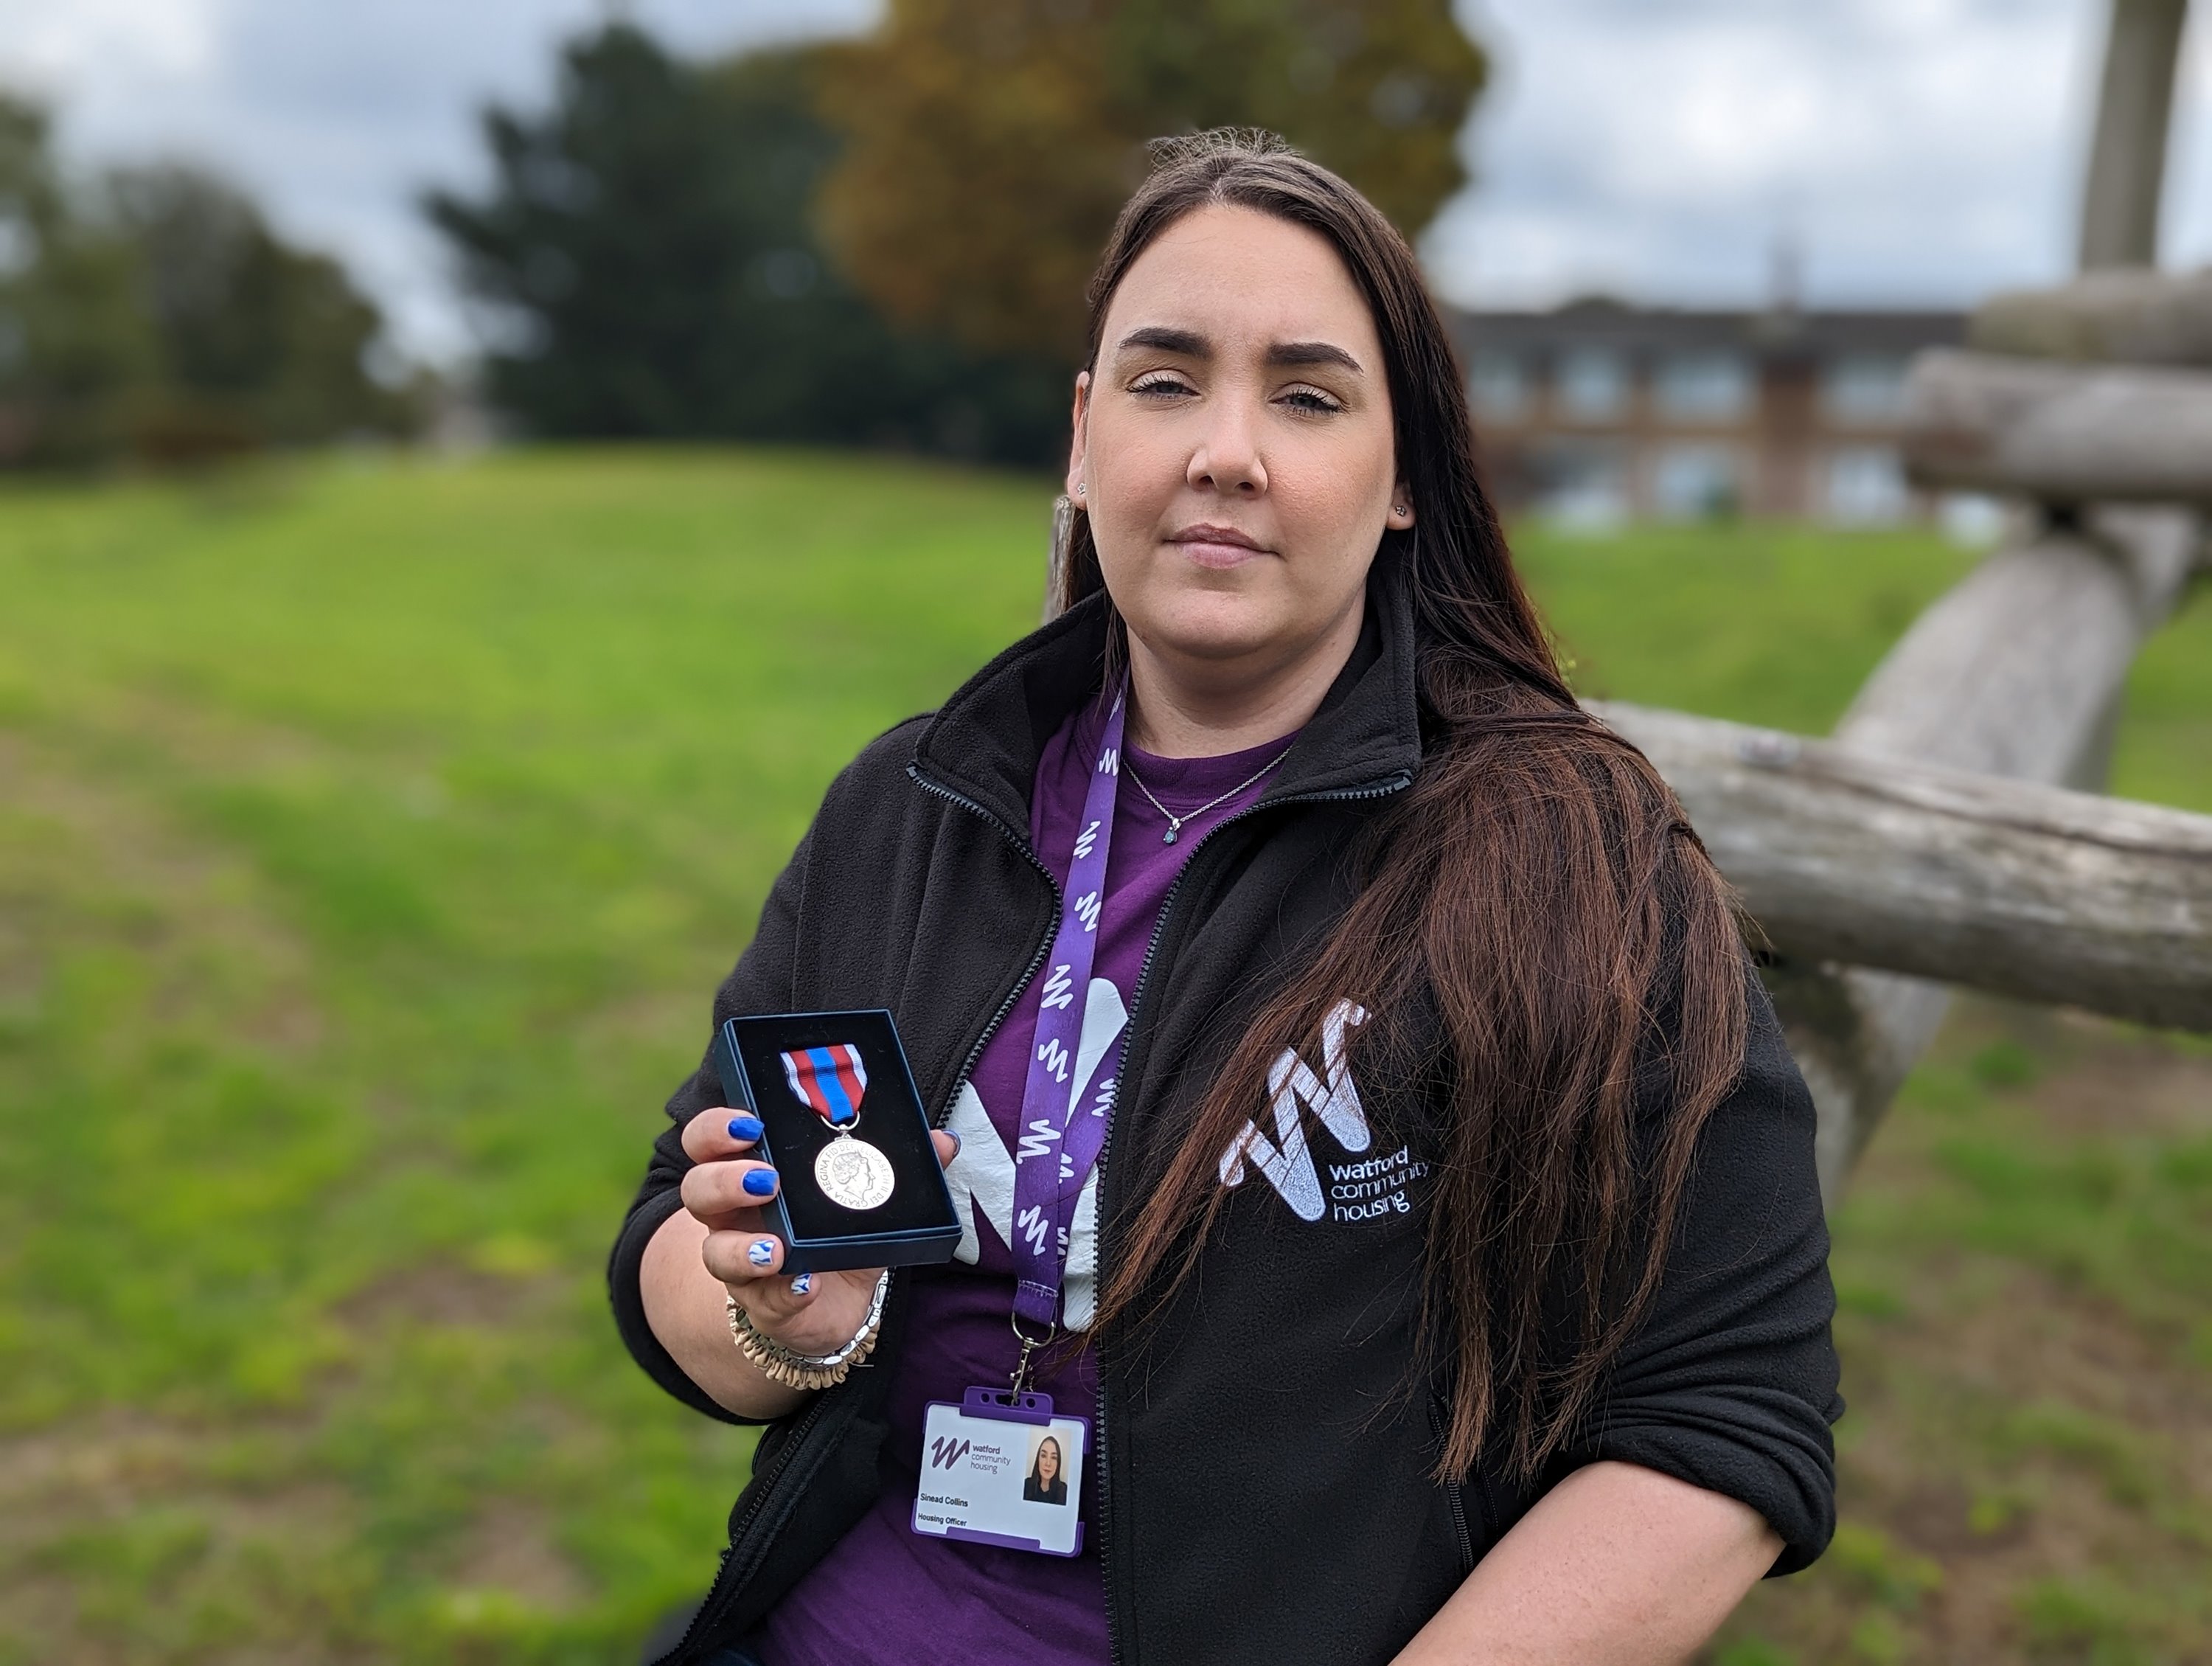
[
  {"left": 655, "top": 1387, "right": 836, "bottom": 1665},
  {"left": 1447, "top": 1482, "right": 1475, "bottom": 1572},
  {"left": 1091, "top": 766, "right": 1413, "bottom": 1666},
  {"left": 1432, "top": 1401, "right": 1477, "bottom": 1573},
  {"left": 680, "top": 757, "right": 1411, "bottom": 1666},
  {"left": 905, "top": 763, "right": 1066, "bottom": 1129},
  {"left": 658, "top": 771, "right": 1061, "bottom": 1666}
]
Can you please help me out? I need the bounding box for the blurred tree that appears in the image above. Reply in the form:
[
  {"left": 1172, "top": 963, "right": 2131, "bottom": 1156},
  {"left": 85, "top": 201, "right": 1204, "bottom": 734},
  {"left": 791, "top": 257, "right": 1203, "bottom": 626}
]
[
  {"left": 0, "top": 92, "right": 407, "bottom": 468},
  {"left": 0, "top": 94, "right": 156, "bottom": 466},
  {"left": 815, "top": 0, "right": 1486, "bottom": 360},
  {"left": 425, "top": 24, "right": 1068, "bottom": 462},
  {"left": 425, "top": 26, "right": 743, "bottom": 440},
  {"left": 105, "top": 165, "right": 403, "bottom": 460}
]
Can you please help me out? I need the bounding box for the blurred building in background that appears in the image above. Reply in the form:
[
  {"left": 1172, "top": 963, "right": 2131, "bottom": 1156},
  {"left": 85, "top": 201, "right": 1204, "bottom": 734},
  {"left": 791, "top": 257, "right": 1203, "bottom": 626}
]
[{"left": 1451, "top": 296, "right": 1965, "bottom": 527}]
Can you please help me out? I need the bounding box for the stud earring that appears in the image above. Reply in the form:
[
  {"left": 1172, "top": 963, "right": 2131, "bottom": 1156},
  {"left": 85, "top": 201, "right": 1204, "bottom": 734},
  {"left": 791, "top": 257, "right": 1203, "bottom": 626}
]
[{"left": 1077, "top": 483, "right": 1086, "bottom": 496}]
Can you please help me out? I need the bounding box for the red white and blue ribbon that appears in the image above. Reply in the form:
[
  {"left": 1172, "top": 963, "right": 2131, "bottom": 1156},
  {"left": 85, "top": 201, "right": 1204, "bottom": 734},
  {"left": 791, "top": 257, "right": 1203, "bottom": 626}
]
[
  {"left": 781, "top": 1044, "right": 869, "bottom": 1128},
  {"left": 1010, "top": 686, "right": 1129, "bottom": 1328}
]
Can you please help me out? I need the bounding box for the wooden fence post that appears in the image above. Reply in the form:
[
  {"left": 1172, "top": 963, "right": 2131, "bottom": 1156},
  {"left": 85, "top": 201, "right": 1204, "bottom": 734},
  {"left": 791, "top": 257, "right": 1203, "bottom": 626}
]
[
  {"left": 2079, "top": 0, "right": 2194, "bottom": 269},
  {"left": 1764, "top": 508, "right": 2204, "bottom": 1201}
]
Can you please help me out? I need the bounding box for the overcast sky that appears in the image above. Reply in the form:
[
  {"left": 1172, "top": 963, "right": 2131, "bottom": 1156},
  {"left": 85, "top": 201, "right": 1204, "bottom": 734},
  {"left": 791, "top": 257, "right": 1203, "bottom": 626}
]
[{"left": 3, "top": 0, "right": 2207, "bottom": 364}]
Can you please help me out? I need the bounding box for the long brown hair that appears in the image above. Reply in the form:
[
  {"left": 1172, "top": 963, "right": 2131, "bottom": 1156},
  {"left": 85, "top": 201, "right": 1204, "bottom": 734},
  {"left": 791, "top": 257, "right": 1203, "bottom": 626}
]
[{"left": 1076, "top": 131, "right": 1750, "bottom": 1482}]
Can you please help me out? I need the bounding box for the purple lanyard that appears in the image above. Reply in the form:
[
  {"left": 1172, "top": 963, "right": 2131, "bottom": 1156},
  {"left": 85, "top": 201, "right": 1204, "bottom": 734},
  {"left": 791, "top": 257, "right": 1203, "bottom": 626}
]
[{"left": 1010, "top": 685, "right": 1130, "bottom": 1330}]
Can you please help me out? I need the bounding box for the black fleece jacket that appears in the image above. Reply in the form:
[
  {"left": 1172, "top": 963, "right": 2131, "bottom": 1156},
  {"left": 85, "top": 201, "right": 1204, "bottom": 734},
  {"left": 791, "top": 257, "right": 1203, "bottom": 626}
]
[{"left": 608, "top": 561, "right": 1843, "bottom": 1666}]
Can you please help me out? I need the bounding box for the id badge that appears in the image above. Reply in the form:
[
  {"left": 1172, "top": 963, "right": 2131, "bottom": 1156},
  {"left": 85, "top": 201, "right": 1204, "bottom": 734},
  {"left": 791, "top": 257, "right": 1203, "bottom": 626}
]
[{"left": 914, "top": 1386, "right": 1088, "bottom": 1557}]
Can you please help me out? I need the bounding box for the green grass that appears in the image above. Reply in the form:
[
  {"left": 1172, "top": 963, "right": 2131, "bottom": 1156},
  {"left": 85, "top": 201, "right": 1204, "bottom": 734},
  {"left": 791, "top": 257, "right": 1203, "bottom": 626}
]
[
  {"left": 1711, "top": 1004, "right": 2212, "bottom": 1665},
  {"left": 0, "top": 450, "right": 2206, "bottom": 1662},
  {"left": 0, "top": 450, "right": 1045, "bottom": 1663},
  {"left": 1514, "top": 516, "right": 2212, "bottom": 811},
  {"left": 1519, "top": 518, "right": 1978, "bottom": 734}
]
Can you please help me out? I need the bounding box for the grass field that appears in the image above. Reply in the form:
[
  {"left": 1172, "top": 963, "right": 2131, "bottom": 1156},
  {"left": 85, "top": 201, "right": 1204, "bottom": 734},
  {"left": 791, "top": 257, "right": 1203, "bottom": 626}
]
[{"left": 0, "top": 449, "right": 2206, "bottom": 1665}]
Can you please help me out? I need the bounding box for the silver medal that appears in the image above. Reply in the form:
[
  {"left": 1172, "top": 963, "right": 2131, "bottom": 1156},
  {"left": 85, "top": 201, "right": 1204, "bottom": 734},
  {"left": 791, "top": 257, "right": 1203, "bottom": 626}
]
[{"left": 815, "top": 1133, "right": 897, "bottom": 1211}]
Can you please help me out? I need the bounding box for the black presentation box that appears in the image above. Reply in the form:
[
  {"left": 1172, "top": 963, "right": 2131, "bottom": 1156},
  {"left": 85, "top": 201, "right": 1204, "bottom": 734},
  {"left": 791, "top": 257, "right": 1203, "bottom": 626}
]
[{"left": 713, "top": 1009, "right": 961, "bottom": 1275}]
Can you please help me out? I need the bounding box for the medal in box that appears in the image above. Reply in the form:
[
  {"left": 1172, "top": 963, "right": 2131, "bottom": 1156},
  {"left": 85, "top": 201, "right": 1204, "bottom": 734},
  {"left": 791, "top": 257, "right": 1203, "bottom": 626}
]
[{"left": 713, "top": 1009, "right": 962, "bottom": 1275}]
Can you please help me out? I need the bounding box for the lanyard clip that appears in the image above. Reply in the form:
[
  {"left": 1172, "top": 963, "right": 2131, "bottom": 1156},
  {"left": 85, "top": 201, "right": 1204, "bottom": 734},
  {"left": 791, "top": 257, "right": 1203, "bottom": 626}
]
[{"left": 1009, "top": 1311, "right": 1057, "bottom": 1395}]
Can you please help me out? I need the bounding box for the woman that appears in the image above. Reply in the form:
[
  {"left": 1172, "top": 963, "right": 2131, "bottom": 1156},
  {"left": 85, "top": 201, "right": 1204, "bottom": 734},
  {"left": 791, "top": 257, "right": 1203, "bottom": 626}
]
[
  {"left": 612, "top": 129, "right": 1840, "bottom": 1666},
  {"left": 1025, "top": 1435, "right": 1069, "bottom": 1506}
]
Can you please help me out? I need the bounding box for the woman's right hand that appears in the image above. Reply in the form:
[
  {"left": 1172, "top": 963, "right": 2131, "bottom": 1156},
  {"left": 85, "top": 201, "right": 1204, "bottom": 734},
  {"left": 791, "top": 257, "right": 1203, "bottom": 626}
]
[{"left": 678, "top": 1106, "right": 958, "bottom": 1357}]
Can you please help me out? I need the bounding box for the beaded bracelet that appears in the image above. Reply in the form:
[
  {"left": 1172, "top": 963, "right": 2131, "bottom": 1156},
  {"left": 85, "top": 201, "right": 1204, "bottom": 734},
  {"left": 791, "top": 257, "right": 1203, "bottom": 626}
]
[{"left": 726, "top": 1269, "right": 891, "bottom": 1390}]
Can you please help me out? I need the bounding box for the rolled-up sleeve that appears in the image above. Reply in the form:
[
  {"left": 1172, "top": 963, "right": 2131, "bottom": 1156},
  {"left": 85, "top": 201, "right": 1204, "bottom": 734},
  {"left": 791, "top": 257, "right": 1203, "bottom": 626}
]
[{"left": 1582, "top": 973, "right": 1843, "bottom": 1575}]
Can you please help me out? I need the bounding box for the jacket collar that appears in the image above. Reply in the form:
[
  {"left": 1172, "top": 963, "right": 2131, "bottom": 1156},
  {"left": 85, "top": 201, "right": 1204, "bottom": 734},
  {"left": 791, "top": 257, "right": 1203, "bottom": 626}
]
[{"left": 909, "top": 548, "right": 1425, "bottom": 840}]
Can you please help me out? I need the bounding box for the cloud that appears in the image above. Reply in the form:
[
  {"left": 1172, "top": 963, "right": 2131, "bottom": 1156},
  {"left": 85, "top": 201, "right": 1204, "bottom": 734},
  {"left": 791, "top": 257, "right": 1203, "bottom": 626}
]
[
  {"left": 1, "top": 0, "right": 2205, "bottom": 362},
  {"left": 0, "top": 0, "right": 223, "bottom": 88},
  {"left": 1428, "top": 0, "right": 2212, "bottom": 308},
  {"left": 0, "top": 0, "right": 878, "bottom": 361}
]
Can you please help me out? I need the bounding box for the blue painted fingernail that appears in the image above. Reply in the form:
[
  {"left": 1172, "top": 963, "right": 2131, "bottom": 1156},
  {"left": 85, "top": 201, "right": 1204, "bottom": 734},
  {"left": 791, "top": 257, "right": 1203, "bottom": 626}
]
[
  {"left": 742, "top": 1167, "right": 778, "bottom": 1198},
  {"left": 944, "top": 1129, "right": 963, "bottom": 1159},
  {"left": 727, "top": 1114, "right": 763, "bottom": 1142},
  {"left": 790, "top": 1272, "right": 813, "bottom": 1295},
  {"left": 747, "top": 1238, "right": 776, "bottom": 1267}
]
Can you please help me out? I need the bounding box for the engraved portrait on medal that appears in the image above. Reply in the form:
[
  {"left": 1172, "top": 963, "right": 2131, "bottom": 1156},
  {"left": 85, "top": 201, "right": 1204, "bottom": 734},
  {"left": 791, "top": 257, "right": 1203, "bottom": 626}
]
[
  {"left": 780, "top": 1044, "right": 897, "bottom": 1210},
  {"left": 815, "top": 1134, "right": 897, "bottom": 1210}
]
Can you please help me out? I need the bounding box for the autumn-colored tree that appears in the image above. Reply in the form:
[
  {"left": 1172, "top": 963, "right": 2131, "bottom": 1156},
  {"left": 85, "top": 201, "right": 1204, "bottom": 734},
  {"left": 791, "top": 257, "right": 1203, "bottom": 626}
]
[
  {"left": 815, "top": 0, "right": 1486, "bottom": 361},
  {"left": 425, "top": 24, "right": 1069, "bottom": 462}
]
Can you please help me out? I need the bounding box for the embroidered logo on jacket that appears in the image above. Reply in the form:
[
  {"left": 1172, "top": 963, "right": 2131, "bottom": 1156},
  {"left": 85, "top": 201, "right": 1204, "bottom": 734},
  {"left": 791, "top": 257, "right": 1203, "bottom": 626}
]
[
  {"left": 942, "top": 992, "right": 1422, "bottom": 1322},
  {"left": 1217, "top": 1000, "right": 1375, "bottom": 1221},
  {"left": 1214, "top": 1000, "right": 1431, "bottom": 1224}
]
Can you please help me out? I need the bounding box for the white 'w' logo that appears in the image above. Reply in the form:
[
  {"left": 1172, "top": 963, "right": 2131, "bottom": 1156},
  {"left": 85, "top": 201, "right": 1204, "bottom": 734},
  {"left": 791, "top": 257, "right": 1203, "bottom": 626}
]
[
  {"left": 1016, "top": 1119, "right": 1061, "bottom": 1162},
  {"left": 1040, "top": 964, "right": 1075, "bottom": 1011},
  {"left": 1017, "top": 1204, "right": 1051, "bottom": 1254},
  {"left": 1073, "top": 819, "right": 1101, "bottom": 861},
  {"left": 1217, "top": 1001, "right": 1372, "bottom": 1221}
]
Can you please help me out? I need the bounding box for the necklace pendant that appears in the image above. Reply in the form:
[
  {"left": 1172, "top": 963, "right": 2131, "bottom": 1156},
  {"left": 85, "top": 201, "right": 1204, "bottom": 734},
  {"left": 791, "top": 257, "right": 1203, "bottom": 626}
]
[{"left": 1162, "top": 822, "right": 1180, "bottom": 845}]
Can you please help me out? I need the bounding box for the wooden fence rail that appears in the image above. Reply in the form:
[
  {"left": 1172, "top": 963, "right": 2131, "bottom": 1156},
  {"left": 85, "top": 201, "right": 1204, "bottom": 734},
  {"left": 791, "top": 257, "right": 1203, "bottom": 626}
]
[
  {"left": 1902, "top": 350, "right": 2212, "bottom": 504},
  {"left": 1755, "top": 505, "right": 2204, "bottom": 1198},
  {"left": 1972, "top": 267, "right": 2212, "bottom": 366},
  {"left": 1595, "top": 701, "right": 2212, "bottom": 1032}
]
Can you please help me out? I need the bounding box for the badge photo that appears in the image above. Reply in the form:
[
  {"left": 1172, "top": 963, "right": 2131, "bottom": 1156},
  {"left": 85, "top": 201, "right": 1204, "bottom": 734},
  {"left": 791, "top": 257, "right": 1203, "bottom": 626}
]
[{"left": 714, "top": 1010, "right": 961, "bottom": 1275}]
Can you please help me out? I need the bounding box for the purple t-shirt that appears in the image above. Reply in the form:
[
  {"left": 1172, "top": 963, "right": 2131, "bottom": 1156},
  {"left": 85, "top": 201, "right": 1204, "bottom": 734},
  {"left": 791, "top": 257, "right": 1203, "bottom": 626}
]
[{"left": 758, "top": 698, "right": 1295, "bottom": 1666}]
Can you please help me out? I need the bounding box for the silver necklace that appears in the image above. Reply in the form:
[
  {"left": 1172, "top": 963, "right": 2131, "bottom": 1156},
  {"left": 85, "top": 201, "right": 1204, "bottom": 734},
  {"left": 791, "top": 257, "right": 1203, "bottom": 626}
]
[{"left": 1123, "top": 743, "right": 1295, "bottom": 844}]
